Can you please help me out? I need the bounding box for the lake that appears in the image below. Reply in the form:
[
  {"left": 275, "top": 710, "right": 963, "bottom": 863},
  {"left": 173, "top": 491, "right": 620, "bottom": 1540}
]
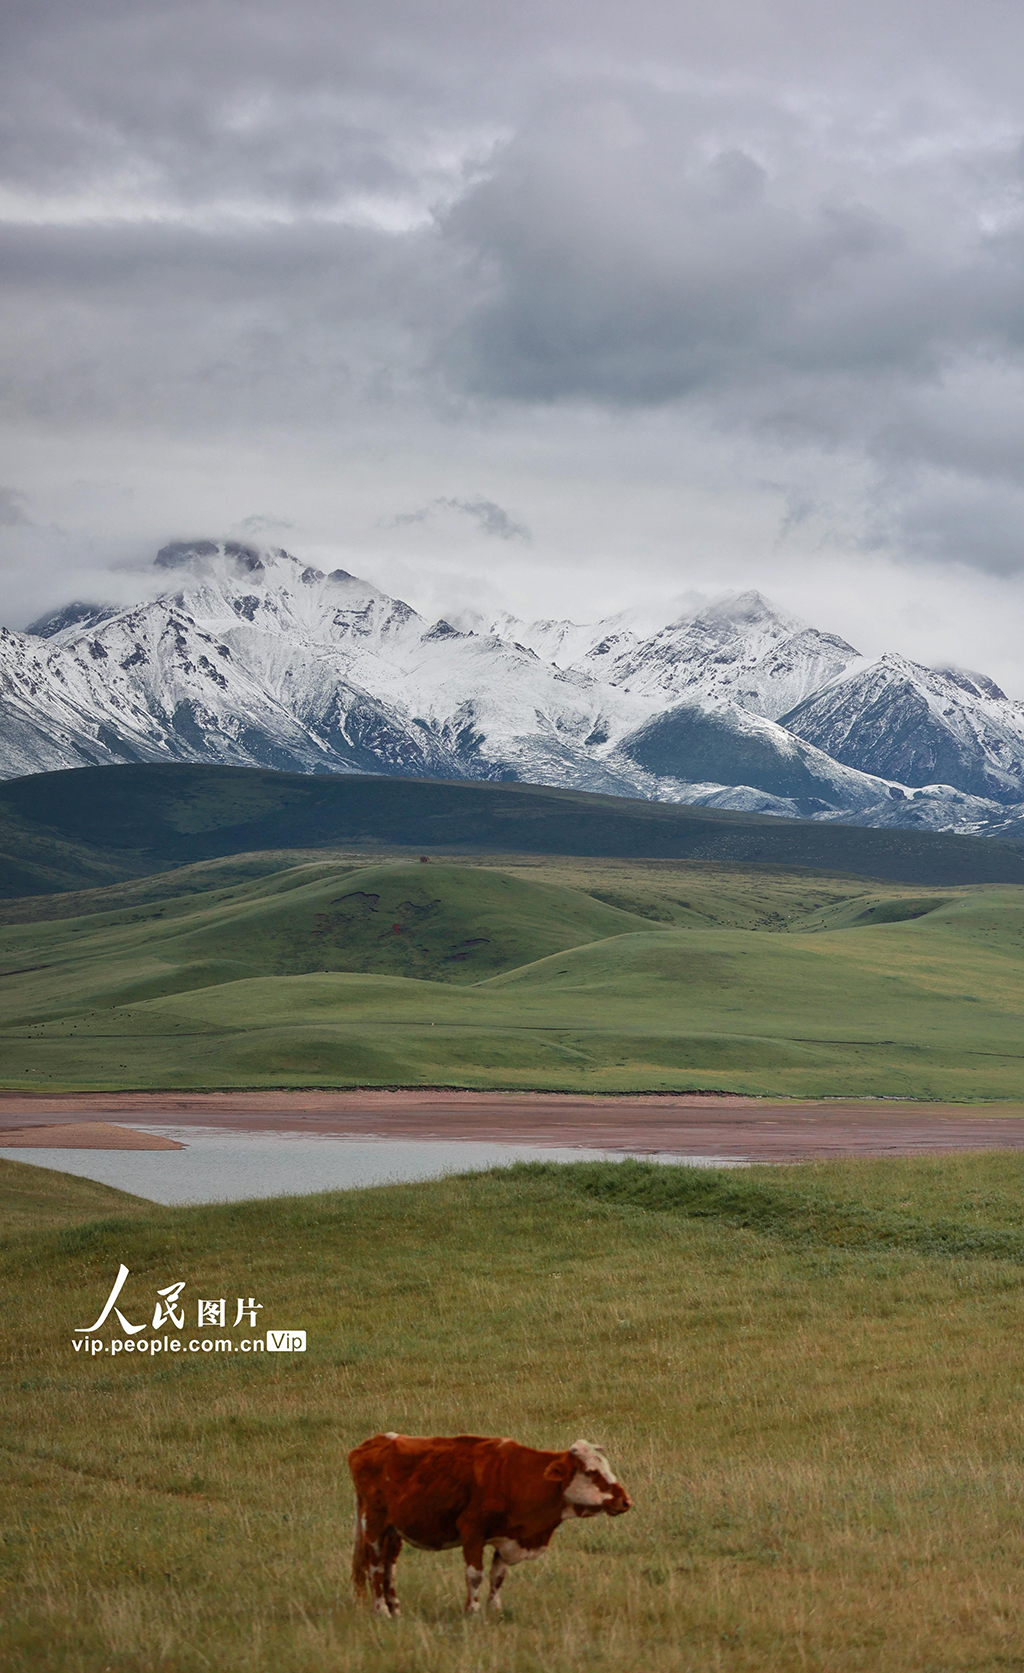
[{"left": 0, "top": 1124, "right": 746, "bottom": 1205}]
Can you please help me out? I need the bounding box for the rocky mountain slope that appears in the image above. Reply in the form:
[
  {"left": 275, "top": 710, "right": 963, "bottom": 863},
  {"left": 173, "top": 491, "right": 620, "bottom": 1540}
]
[
  {"left": 781, "top": 655, "right": 1024, "bottom": 803},
  {"left": 4, "top": 539, "right": 1023, "bottom": 837}
]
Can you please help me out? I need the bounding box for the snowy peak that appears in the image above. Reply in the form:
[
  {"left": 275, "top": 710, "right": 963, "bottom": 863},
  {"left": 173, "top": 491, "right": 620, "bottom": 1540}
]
[
  {"left": 782, "top": 652, "right": 1024, "bottom": 803},
  {"left": 695, "top": 588, "right": 803, "bottom": 632},
  {"left": 155, "top": 538, "right": 264, "bottom": 573},
  {"left": 132, "top": 543, "right": 427, "bottom": 681},
  {"left": 450, "top": 588, "right": 845, "bottom": 714},
  {"left": 933, "top": 666, "right": 1008, "bottom": 703},
  {"left": 621, "top": 695, "right": 898, "bottom": 818},
  {"left": 594, "top": 591, "right": 859, "bottom": 721},
  {"left": 9, "top": 540, "right": 645, "bottom": 792}
]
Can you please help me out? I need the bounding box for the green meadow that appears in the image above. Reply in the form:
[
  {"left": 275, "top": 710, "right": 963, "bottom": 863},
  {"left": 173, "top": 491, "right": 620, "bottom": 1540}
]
[
  {"left": 7, "top": 1152, "right": 1024, "bottom": 1671},
  {"left": 1, "top": 854, "right": 1023, "bottom": 1097}
]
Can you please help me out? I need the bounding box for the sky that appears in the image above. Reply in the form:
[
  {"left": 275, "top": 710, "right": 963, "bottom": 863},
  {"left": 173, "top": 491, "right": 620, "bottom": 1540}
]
[{"left": 4, "top": 0, "right": 1024, "bottom": 690}]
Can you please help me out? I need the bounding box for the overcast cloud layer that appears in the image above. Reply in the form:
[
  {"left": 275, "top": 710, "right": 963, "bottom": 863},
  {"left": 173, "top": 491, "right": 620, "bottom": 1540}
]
[{"left": 5, "top": 0, "right": 1024, "bottom": 689}]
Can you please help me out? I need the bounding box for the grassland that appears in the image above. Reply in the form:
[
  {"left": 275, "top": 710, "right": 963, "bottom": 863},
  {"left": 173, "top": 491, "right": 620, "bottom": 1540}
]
[
  {"left": 1, "top": 854, "right": 1023, "bottom": 1098},
  {"left": 7, "top": 1152, "right": 1024, "bottom": 1670}
]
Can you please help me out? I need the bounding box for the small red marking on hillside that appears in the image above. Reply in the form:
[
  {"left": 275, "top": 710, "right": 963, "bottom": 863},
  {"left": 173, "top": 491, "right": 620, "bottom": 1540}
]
[{"left": 392, "top": 924, "right": 403, "bottom": 933}]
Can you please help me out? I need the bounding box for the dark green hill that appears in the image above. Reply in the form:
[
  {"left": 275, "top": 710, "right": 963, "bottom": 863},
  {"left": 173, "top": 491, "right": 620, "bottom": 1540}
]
[{"left": 3, "top": 762, "right": 1024, "bottom": 898}]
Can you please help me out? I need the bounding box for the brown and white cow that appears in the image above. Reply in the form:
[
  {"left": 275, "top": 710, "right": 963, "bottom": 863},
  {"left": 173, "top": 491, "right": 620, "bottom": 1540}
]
[{"left": 349, "top": 1431, "right": 632, "bottom": 1616}]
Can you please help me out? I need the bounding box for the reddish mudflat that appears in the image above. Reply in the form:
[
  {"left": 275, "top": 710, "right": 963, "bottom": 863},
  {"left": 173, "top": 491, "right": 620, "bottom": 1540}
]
[
  {"left": 0, "top": 1120, "right": 184, "bottom": 1150},
  {"left": 1, "top": 1091, "right": 1024, "bottom": 1160}
]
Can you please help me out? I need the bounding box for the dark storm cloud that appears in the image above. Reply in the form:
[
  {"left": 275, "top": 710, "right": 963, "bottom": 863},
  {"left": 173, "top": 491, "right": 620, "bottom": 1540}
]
[
  {"left": 7, "top": 0, "right": 1024, "bottom": 583},
  {"left": 443, "top": 89, "right": 1024, "bottom": 405},
  {"left": 0, "top": 217, "right": 451, "bottom": 426}
]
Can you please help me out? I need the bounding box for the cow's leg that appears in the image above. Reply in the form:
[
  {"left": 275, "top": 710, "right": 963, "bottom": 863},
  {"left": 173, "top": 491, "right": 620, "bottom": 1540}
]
[
  {"left": 488, "top": 1537, "right": 540, "bottom": 1609},
  {"left": 381, "top": 1527, "right": 403, "bottom": 1617},
  {"left": 358, "top": 1504, "right": 398, "bottom": 1617},
  {"left": 351, "top": 1503, "right": 369, "bottom": 1598},
  {"left": 487, "top": 1549, "right": 509, "bottom": 1611},
  {"left": 461, "top": 1535, "right": 486, "bottom": 1614}
]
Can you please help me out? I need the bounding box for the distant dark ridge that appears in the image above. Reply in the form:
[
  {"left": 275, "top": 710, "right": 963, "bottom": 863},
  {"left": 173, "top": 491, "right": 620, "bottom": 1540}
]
[{"left": 2, "top": 762, "right": 1024, "bottom": 898}]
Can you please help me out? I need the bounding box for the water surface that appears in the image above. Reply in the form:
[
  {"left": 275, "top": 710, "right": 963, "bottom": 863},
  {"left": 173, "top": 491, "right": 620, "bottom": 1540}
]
[{"left": 0, "top": 1125, "right": 745, "bottom": 1205}]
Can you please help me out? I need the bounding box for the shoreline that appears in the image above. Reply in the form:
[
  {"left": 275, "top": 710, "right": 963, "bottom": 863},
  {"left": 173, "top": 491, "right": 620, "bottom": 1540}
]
[{"left": 3, "top": 1089, "right": 1024, "bottom": 1160}]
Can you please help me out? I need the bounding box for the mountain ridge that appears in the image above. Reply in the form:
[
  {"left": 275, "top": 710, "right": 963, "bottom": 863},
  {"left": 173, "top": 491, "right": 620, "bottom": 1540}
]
[
  {"left": 3, "top": 541, "right": 1024, "bottom": 838},
  {"left": 3, "top": 763, "right": 1024, "bottom": 898}
]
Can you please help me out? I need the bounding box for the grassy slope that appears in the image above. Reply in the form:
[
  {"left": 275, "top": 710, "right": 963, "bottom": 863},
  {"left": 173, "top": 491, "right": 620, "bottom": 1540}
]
[
  {"left": 0, "top": 850, "right": 865, "bottom": 932},
  {"left": 0, "top": 850, "right": 377, "bottom": 928},
  {"left": 6, "top": 1153, "right": 1024, "bottom": 1671},
  {"left": 1, "top": 857, "right": 1022, "bottom": 1097},
  {"left": 0, "top": 1157, "right": 152, "bottom": 1236},
  {"left": 4, "top": 762, "right": 1024, "bottom": 897},
  {"left": 0, "top": 859, "right": 663, "bottom": 1003},
  {"left": 0, "top": 801, "right": 142, "bottom": 898}
]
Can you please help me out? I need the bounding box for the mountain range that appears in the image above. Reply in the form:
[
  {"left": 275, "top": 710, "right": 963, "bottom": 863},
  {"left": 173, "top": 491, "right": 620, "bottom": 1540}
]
[{"left": 3, "top": 538, "right": 1024, "bottom": 839}]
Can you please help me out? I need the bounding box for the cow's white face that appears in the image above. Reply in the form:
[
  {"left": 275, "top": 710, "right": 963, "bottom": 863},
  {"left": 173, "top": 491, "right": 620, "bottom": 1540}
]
[{"left": 562, "top": 1439, "right": 632, "bottom": 1517}]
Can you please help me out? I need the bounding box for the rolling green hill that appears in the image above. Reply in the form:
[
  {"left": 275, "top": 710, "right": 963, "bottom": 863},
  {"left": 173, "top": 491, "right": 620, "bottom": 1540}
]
[
  {"left": 4, "top": 762, "right": 1024, "bottom": 898},
  {"left": 1, "top": 852, "right": 1022, "bottom": 1098},
  {"left": 0, "top": 861, "right": 663, "bottom": 1012}
]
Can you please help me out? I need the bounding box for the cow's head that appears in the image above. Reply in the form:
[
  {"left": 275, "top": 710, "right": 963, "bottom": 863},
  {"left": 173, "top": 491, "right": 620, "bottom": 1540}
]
[{"left": 551, "top": 1439, "right": 632, "bottom": 1518}]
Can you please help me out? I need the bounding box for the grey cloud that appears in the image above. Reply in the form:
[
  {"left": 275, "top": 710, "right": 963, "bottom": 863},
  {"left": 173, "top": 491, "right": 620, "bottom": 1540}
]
[
  {"left": 437, "top": 499, "right": 530, "bottom": 540},
  {"left": 0, "top": 218, "right": 450, "bottom": 429},
  {"left": 881, "top": 475, "right": 1024, "bottom": 578},
  {"left": 442, "top": 92, "right": 1003, "bottom": 410},
  {"left": 0, "top": 489, "right": 29, "bottom": 527},
  {"left": 8, "top": 0, "right": 1024, "bottom": 633},
  {"left": 392, "top": 498, "right": 530, "bottom": 539},
  {"left": 238, "top": 514, "right": 297, "bottom": 535}
]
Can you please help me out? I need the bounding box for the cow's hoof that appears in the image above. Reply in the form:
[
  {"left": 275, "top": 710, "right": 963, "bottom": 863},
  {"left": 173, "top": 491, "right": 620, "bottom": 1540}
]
[
  {"left": 487, "top": 1595, "right": 504, "bottom": 1611},
  {"left": 466, "top": 1600, "right": 481, "bottom": 1614},
  {"left": 373, "top": 1600, "right": 392, "bottom": 1618}
]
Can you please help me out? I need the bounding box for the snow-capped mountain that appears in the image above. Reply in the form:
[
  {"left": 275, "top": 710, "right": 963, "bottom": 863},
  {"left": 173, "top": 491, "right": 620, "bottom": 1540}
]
[
  {"left": 451, "top": 606, "right": 646, "bottom": 671},
  {"left": 621, "top": 699, "right": 903, "bottom": 817},
  {"left": 781, "top": 654, "right": 1024, "bottom": 804},
  {"left": 27, "top": 601, "right": 120, "bottom": 639},
  {"left": 3, "top": 540, "right": 1024, "bottom": 838},
  {"left": 597, "top": 593, "right": 861, "bottom": 721},
  {"left": 471, "top": 591, "right": 860, "bottom": 720},
  {"left": 2, "top": 542, "right": 647, "bottom": 792}
]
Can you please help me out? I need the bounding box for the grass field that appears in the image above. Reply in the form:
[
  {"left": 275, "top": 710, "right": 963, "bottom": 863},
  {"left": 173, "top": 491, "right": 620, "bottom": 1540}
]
[
  {"left": 1, "top": 854, "right": 1023, "bottom": 1098},
  {"left": 7, "top": 1152, "right": 1024, "bottom": 1670}
]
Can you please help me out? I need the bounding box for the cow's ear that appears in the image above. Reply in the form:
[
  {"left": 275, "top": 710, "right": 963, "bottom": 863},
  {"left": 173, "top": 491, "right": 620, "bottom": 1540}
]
[{"left": 543, "top": 1455, "right": 574, "bottom": 1484}]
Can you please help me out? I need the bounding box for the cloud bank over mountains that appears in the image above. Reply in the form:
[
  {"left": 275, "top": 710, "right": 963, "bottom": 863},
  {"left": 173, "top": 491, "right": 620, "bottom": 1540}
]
[{"left": 5, "top": 0, "right": 1024, "bottom": 688}]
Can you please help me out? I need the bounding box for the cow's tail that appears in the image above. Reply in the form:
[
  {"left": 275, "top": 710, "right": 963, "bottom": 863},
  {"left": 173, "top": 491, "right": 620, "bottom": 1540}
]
[{"left": 351, "top": 1503, "right": 369, "bottom": 1597}]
